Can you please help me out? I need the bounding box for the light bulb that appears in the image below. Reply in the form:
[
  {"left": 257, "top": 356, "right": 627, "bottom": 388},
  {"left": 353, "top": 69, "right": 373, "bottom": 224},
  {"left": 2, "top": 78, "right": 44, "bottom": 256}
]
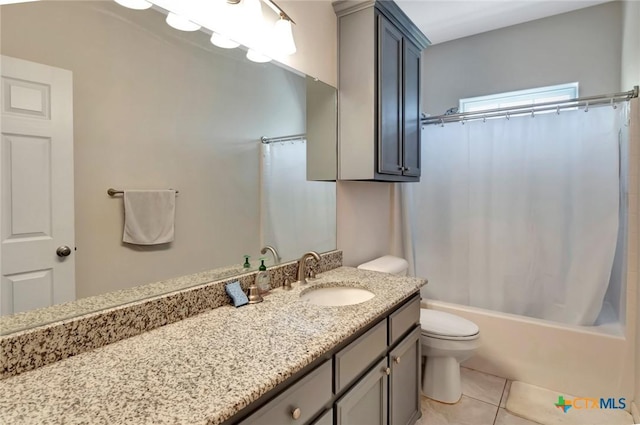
[
  {"left": 242, "top": 0, "right": 265, "bottom": 45},
  {"left": 243, "top": 0, "right": 264, "bottom": 24},
  {"left": 113, "top": 0, "right": 152, "bottom": 10},
  {"left": 273, "top": 18, "right": 296, "bottom": 55},
  {"left": 211, "top": 33, "right": 240, "bottom": 49},
  {"left": 166, "top": 12, "right": 201, "bottom": 32},
  {"left": 246, "top": 49, "right": 271, "bottom": 63}
]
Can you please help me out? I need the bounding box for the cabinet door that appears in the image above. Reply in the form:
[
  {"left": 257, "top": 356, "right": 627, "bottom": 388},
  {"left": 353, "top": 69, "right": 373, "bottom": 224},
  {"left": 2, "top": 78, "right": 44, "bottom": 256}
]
[
  {"left": 402, "top": 40, "right": 421, "bottom": 178},
  {"left": 389, "top": 326, "right": 421, "bottom": 425},
  {"left": 336, "top": 358, "right": 388, "bottom": 425},
  {"left": 377, "top": 14, "right": 403, "bottom": 176}
]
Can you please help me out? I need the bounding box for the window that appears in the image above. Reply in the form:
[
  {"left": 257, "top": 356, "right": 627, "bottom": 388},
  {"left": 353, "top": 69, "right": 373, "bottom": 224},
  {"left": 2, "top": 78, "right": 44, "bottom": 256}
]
[{"left": 459, "top": 82, "right": 579, "bottom": 113}]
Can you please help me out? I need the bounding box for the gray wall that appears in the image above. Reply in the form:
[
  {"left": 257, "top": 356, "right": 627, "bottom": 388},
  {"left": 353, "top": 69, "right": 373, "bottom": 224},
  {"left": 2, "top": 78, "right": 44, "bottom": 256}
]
[{"left": 422, "top": 1, "right": 623, "bottom": 115}]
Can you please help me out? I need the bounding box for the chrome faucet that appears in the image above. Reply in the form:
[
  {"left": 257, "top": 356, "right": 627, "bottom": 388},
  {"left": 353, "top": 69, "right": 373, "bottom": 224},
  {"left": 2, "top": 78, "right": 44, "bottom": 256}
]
[
  {"left": 296, "top": 251, "right": 321, "bottom": 284},
  {"left": 260, "top": 245, "right": 281, "bottom": 265}
]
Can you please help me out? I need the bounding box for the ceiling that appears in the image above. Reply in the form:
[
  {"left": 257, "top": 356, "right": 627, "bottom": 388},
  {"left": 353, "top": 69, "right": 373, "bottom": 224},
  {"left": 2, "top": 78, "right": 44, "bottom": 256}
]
[{"left": 395, "top": 0, "right": 614, "bottom": 45}]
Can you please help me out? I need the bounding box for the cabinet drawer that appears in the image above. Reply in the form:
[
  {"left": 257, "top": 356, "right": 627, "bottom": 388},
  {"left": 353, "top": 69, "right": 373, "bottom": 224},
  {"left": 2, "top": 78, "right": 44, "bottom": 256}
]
[
  {"left": 239, "top": 360, "right": 332, "bottom": 425},
  {"left": 335, "top": 319, "right": 387, "bottom": 393},
  {"left": 388, "top": 295, "right": 420, "bottom": 346}
]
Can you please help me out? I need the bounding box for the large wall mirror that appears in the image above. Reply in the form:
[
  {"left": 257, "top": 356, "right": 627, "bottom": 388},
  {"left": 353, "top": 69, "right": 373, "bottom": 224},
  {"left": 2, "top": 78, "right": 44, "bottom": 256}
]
[{"left": 0, "top": 0, "right": 337, "bottom": 334}]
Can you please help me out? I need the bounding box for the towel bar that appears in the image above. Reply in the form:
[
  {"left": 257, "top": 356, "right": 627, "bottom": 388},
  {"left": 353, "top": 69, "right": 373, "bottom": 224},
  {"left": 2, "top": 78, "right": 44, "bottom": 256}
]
[{"left": 107, "top": 188, "right": 179, "bottom": 196}]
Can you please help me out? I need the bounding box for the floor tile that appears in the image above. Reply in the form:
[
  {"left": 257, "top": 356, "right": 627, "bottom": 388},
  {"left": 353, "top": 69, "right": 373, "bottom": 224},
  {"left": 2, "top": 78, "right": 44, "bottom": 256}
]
[
  {"left": 500, "top": 380, "right": 512, "bottom": 408},
  {"left": 417, "top": 395, "right": 499, "bottom": 425},
  {"left": 495, "top": 408, "right": 542, "bottom": 425},
  {"left": 461, "top": 367, "right": 507, "bottom": 406}
]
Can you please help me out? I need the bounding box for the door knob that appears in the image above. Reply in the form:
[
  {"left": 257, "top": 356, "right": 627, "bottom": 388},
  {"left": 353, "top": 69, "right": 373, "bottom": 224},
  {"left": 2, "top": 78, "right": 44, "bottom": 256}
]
[
  {"left": 56, "top": 246, "right": 72, "bottom": 257},
  {"left": 393, "top": 356, "right": 401, "bottom": 364},
  {"left": 385, "top": 367, "right": 391, "bottom": 376}
]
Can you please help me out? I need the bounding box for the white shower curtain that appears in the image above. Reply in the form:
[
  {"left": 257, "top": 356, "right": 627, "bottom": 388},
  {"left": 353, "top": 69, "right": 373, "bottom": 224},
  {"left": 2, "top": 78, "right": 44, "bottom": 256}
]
[
  {"left": 408, "top": 105, "right": 626, "bottom": 326},
  {"left": 260, "top": 139, "right": 336, "bottom": 262}
]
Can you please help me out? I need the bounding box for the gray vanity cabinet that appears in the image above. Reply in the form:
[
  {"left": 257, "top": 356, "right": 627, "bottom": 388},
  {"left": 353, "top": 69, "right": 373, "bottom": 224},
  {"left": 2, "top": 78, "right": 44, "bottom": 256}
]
[
  {"left": 334, "top": 1, "right": 430, "bottom": 182},
  {"left": 335, "top": 358, "right": 389, "bottom": 425},
  {"left": 232, "top": 294, "right": 421, "bottom": 425},
  {"left": 389, "top": 327, "right": 421, "bottom": 425}
]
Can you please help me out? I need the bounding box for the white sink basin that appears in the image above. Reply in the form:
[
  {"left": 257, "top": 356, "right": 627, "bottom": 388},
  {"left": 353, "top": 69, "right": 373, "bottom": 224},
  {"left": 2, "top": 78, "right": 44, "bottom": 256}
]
[{"left": 300, "top": 286, "right": 375, "bottom": 307}]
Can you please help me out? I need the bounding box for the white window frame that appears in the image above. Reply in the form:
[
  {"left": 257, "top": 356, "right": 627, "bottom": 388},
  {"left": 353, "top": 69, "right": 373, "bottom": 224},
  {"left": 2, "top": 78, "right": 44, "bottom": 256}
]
[{"left": 459, "top": 82, "right": 579, "bottom": 113}]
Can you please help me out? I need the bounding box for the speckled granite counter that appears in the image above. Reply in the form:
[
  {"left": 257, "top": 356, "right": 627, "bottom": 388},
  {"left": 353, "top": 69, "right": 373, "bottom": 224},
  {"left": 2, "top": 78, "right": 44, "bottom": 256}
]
[{"left": 0, "top": 267, "right": 426, "bottom": 425}]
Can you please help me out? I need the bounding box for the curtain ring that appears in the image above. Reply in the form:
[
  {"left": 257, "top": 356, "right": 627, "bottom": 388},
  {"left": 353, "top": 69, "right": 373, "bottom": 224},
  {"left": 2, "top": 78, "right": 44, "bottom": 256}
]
[
  {"left": 440, "top": 118, "right": 444, "bottom": 127},
  {"left": 556, "top": 105, "right": 560, "bottom": 115},
  {"left": 584, "top": 101, "right": 589, "bottom": 112},
  {"left": 483, "top": 115, "right": 486, "bottom": 123},
  {"left": 461, "top": 118, "right": 465, "bottom": 125},
  {"left": 611, "top": 98, "right": 617, "bottom": 109},
  {"left": 531, "top": 109, "right": 535, "bottom": 118},
  {"left": 506, "top": 112, "right": 510, "bottom": 120}
]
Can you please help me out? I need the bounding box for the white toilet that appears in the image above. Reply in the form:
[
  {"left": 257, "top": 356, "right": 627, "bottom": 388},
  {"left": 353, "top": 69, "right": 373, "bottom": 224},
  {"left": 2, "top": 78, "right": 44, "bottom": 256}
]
[{"left": 357, "top": 255, "right": 480, "bottom": 404}]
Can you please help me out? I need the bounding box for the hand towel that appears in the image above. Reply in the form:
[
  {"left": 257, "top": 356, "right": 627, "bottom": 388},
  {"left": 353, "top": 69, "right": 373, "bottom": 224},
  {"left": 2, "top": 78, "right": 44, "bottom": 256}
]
[{"left": 123, "top": 190, "right": 176, "bottom": 245}]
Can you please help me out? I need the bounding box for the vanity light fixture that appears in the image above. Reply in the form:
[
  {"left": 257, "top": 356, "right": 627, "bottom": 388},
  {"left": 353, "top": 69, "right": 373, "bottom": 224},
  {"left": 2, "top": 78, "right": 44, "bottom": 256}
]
[
  {"left": 273, "top": 16, "right": 296, "bottom": 55},
  {"left": 246, "top": 49, "right": 272, "bottom": 63},
  {"left": 112, "top": 0, "right": 296, "bottom": 61},
  {"left": 210, "top": 33, "right": 240, "bottom": 49},
  {"left": 166, "top": 12, "right": 201, "bottom": 31},
  {"left": 113, "top": 0, "right": 152, "bottom": 10}
]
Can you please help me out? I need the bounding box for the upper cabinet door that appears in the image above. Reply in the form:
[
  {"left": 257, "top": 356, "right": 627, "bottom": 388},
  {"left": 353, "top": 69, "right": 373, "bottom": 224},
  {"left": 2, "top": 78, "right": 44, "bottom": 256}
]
[
  {"left": 377, "top": 14, "right": 403, "bottom": 176},
  {"left": 402, "top": 40, "right": 421, "bottom": 178}
]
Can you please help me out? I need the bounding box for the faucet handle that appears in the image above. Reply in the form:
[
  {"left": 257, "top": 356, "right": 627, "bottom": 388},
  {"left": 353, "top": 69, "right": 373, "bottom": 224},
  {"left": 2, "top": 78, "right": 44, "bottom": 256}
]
[{"left": 282, "top": 272, "right": 294, "bottom": 290}]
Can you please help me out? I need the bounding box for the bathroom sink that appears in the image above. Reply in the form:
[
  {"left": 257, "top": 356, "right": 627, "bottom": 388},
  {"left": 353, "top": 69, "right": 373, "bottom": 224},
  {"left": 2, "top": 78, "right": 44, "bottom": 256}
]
[{"left": 300, "top": 285, "right": 375, "bottom": 307}]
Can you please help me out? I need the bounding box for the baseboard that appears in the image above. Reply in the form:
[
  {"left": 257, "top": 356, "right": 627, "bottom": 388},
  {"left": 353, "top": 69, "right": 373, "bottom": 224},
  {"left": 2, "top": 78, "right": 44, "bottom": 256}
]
[{"left": 632, "top": 401, "right": 639, "bottom": 423}]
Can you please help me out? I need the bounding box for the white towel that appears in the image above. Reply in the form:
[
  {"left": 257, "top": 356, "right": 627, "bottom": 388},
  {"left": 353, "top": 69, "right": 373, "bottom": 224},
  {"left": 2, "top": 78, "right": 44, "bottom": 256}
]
[{"left": 123, "top": 190, "right": 176, "bottom": 245}]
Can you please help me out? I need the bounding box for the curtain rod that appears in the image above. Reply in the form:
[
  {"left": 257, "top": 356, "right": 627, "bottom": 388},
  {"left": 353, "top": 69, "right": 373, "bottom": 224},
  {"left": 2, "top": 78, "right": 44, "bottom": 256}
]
[
  {"left": 260, "top": 133, "right": 306, "bottom": 144},
  {"left": 422, "top": 86, "right": 639, "bottom": 126}
]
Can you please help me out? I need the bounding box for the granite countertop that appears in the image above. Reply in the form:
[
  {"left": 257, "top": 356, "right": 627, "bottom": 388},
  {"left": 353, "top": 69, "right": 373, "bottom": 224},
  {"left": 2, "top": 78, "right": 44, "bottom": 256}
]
[{"left": 0, "top": 267, "right": 426, "bottom": 425}]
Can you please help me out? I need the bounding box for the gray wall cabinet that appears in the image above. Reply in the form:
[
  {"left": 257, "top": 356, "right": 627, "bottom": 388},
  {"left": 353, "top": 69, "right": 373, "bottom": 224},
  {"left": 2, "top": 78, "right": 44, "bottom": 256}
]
[
  {"left": 232, "top": 294, "right": 421, "bottom": 425},
  {"left": 334, "top": 1, "right": 430, "bottom": 182}
]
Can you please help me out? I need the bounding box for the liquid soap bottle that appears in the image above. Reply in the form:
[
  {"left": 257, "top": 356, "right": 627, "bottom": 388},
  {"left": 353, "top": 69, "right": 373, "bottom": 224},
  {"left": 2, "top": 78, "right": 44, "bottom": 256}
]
[
  {"left": 255, "top": 258, "right": 271, "bottom": 293},
  {"left": 243, "top": 255, "right": 251, "bottom": 271}
]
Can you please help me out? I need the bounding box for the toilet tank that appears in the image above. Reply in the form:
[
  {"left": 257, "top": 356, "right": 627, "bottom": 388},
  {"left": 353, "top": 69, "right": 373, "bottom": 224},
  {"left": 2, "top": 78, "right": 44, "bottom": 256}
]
[{"left": 357, "top": 255, "right": 409, "bottom": 276}]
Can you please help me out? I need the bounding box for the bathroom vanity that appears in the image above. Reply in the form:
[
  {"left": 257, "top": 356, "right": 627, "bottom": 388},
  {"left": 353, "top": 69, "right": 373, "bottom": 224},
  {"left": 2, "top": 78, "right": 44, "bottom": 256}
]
[
  {"left": 0, "top": 267, "right": 426, "bottom": 425},
  {"left": 236, "top": 292, "right": 421, "bottom": 425}
]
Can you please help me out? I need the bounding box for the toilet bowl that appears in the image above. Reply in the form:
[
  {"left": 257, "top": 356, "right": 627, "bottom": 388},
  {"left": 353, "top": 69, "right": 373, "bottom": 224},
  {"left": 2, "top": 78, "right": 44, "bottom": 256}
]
[
  {"left": 357, "top": 255, "right": 481, "bottom": 404},
  {"left": 420, "top": 309, "right": 480, "bottom": 403}
]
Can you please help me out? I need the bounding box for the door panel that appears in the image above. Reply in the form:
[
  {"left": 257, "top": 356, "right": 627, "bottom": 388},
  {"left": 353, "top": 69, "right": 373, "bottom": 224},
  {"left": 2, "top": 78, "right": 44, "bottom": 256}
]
[
  {"left": 402, "top": 41, "right": 421, "bottom": 178},
  {"left": 377, "top": 14, "right": 403, "bottom": 176},
  {"left": 1, "top": 55, "right": 74, "bottom": 316},
  {"left": 336, "top": 358, "right": 388, "bottom": 425},
  {"left": 389, "top": 326, "right": 421, "bottom": 425}
]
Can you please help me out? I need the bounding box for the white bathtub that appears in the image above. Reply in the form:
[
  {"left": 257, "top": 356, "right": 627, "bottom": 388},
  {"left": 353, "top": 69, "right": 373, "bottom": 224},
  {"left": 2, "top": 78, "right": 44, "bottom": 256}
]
[{"left": 421, "top": 298, "right": 634, "bottom": 402}]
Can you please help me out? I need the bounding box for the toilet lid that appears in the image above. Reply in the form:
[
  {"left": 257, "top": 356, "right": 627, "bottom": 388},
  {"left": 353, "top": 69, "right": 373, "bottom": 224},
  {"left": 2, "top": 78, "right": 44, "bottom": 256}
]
[{"left": 420, "top": 309, "right": 479, "bottom": 338}]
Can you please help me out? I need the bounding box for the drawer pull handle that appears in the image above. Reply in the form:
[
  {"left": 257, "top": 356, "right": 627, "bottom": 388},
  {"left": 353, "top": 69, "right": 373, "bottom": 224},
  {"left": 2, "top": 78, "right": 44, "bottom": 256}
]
[
  {"left": 385, "top": 367, "right": 391, "bottom": 376},
  {"left": 393, "top": 356, "right": 401, "bottom": 364},
  {"left": 292, "top": 408, "right": 301, "bottom": 420}
]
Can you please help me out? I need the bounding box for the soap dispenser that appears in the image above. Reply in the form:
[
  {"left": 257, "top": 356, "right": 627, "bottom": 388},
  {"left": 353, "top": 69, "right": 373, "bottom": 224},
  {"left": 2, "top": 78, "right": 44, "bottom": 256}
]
[
  {"left": 255, "top": 258, "right": 271, "bottom": 293},
  {"left": 243, "top": 255, "right": 251, "bottom": 271}
]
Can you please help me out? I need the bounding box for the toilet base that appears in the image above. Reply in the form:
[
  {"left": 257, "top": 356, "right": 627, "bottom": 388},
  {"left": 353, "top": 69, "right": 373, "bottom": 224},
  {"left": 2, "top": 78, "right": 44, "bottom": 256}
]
[{"left": 421, "top": 356, "right": 462, "bottom": 404}]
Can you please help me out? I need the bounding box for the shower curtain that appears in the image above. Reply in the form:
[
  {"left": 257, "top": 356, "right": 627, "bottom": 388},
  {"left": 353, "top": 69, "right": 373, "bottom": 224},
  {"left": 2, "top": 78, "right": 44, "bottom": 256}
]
[
  {"left": 260, "top": 139, "right": 336, "bottom": 262},
  {"left": 407, "top": 105, "right": 627, "bottom": 326}
]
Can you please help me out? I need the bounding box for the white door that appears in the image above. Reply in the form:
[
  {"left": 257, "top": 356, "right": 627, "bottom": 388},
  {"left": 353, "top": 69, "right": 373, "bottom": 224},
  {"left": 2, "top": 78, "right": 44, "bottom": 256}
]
[{"left": 0, "top": 55, "right": 75, "bottom": 317}]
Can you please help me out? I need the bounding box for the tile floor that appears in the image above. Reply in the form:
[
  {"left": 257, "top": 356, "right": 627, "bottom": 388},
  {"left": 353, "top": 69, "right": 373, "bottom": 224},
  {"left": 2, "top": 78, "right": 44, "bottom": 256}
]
[{"left": 416, "top": 367, "right": 542, "bottom": 425}]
